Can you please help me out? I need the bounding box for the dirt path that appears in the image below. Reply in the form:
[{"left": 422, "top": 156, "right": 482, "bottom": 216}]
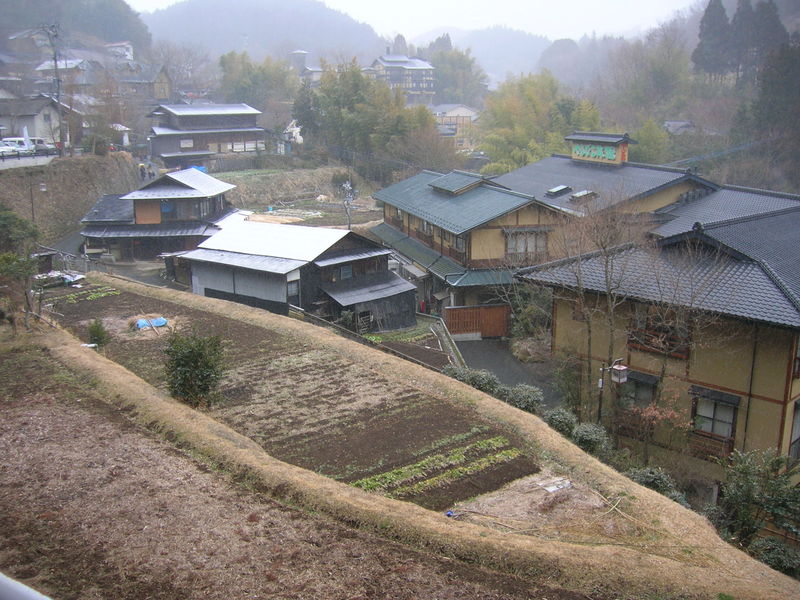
[{"left": 0, "top": 339, "right": 583, "bottom": 600}]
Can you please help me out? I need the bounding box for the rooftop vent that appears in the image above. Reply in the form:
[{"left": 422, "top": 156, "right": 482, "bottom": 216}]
[
  {"left": 570, "top": 190, "right": 597, "bottom": 202},
  {"left": 546, "top": 185, "right": 572, "bottom": 198}
]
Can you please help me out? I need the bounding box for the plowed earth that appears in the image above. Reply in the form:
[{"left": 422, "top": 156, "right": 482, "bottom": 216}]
[
  {"left": 0, "top": 341, "right": 588, "bottom": 600},
  {"left": 46, "top": 283, "right": 539, "bottom": 510}
]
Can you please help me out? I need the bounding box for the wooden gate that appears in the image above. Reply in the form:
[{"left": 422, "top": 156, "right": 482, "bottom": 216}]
[{"left": 444, "top": 304, "right": 510, "bottom": 338}]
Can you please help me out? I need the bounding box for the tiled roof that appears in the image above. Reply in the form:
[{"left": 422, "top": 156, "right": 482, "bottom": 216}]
[
  {"left": 320, "top": 271, "right": 416, "bottom": 306},
  {"left": 652, "top": 186, "right": 800, "bottom": 238},
  {"left": 494, "top": 156, "right": 716, "bottom": 214},
  {"left": 428, "top": 171, "right": 486, "bottom": 194},
  {"left": 81, "top": 194, "right": 133, "bottom": 224},
  {"left": 374, "top": 170, "right": 535, "bottom": 235},
  {"left": 564, "top": 132, "right": 635, "bottom": 145},
  {"left": 519, "top": 207, "right": 800, "bottom": 329},
  {"left": 81, "top": 222, "right": 219, "bottom": 238}
]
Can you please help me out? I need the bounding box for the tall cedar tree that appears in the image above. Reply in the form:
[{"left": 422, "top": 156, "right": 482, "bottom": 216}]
[
  {"left": 730, "top": 0, "right": 756, "bottom": 82},
  {"left": 692, "top": 0, "right": 732, "bottom": 77},
  {"left": 752, "top": 0, "right": 790, "bottom": 65}
]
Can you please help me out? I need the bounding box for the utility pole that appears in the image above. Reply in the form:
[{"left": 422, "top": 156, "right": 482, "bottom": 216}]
[{"left": 40, "top": 24, "right": 65, "bottom": 157}]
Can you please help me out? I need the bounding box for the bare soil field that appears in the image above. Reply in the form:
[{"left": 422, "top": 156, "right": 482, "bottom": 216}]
[
  {"left": 26, "top": 276, "right": 800, "bottom": 599},
  {"left": 46, "top": 282, "right": 539, "bottom": 511},
  {"left": 0, "top": 339, "right": 585, "bottom": 600}
]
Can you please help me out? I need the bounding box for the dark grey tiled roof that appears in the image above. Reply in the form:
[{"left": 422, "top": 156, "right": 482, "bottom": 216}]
[
  {"left": 494, "top": 156, "right": 715, "bottom": 214},
  {"left": 519, "top": 207, "right": 800, "bottom": 329},
  {"left": 81, "top": 222, "right": 219, "bottom": 238},
  {"left": 374, "top": 171, "right": 535, "bottom": 234},
  {"left": 652, "top": 187, "right": 800, "bottom": 238},
  {"left": 564, "top": 132, "right": 635, "bottom": 145},
  {"left": 428, "top": 171, "right": 485, "bottom": 194},
  {"left": 320, "top": 271, "right": 416, "bottom": 306},
  {"left": 81, "top": 194, "right": 133, "bottom": 224}
]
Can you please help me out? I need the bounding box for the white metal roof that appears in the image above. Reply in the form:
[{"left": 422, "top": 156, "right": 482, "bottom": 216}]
[
  {"left": 199, "top": 221, "right": 350, "bottom": 262},
  {"left": 159, "top": 103, "right": 261, "bottom": 116},
  {"left": 121, "top": 168, "right": 235, "bottom": 200}
]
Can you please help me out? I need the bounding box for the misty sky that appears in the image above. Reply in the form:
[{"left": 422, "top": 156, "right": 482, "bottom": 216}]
[{"left": 125, "top": 0, "right": 700, "bottom": 40}]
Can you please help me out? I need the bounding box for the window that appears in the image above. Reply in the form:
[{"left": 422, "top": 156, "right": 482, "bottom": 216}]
[
  {"left": 420, "top": 220, "right": 432, "bottom": 234},
  {"left": 505, "top": 231, "right": 547, "bottom": 257},
  {"left": 619, "top": 376, "right": 656, "bottom": 410},
  {"left": 287, "top": 280, "right": 299, "bottom": 300},
  {"left": 441, "top": 230, "right": 453, "bottom": 244},
  {"left": 395, "top": 207, "right": 403, "bottom": 218},
  {"left": 692, "top": 397, "right": 736, "bottom": 438},
  {"left": 339, "top": 264, "right": 352, "bottom": 280},
  {"left": 629, "top": 303, "right": 691, "bottom": 359},
  {"left": 454, "top": 235, "right": 466, "bottom": 252},
  {"left": 43, "top": 112, "right": 51, "bottom": 123}
]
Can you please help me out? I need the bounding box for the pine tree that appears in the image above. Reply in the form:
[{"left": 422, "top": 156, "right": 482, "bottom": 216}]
[{"left": 692, "top": 0, "right": 732, "bottom": 78}]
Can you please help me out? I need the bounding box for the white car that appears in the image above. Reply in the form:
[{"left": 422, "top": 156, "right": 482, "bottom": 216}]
[
  {"left": 0, "top": 138, "right": 34, "bottom": 155},
  {"left": 0, "top": 141, "right": 17, "bottom": 155}
]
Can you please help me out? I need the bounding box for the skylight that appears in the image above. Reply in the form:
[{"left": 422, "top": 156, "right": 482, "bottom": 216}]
[{"left": 546, "top": 185, "right": 572, "bottom": 197}]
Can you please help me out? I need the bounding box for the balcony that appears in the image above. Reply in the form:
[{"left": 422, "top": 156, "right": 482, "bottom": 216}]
[
  {"left": 688, "top": 430, "right": 734, "bottom": 460},
  {"left": 628, "top": 328, "right": 690, "bottom": 360},
  {"left": 414, "top": 229, "right": 434, "bottom": 246}
]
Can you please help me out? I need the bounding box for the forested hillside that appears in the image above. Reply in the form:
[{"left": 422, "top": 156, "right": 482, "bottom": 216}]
[{"left": 141, "top": 0, "right": 385, "bottom": 64}]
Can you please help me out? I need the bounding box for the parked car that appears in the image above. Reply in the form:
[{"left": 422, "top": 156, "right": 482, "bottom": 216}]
[
  {"left": 1, "top": 137, "right": 35, "bottom": 155},
  {"left": 33, "top": 139, "right": 57, "bottom": 155},
  {"left": 0, "top": 141, "right": 18, "bottom": 155}
]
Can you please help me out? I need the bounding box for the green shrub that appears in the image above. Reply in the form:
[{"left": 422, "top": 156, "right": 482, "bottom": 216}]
[
  {"left": 544, "top": 407, "right": 578, "bottom": 437},
  {"left": 498, "top": 383, "right": 544, "bottom": 414},
  {"left": 87, "top": 318, "right": 111, "bottom": 348},
  {"left": 624, "top": 466, "right": 689, "bottom": 507},
  {"left": 442, "top": 365, "right": 501, "bottom": 396},
  {"left": 748, "top": 537, "right": 800, "bottom": 577},
  {"left": 571, "top": 422, "right": 609, "bottom": 456},
  {"left": 164, "top": 330, "right": 226, "bottom": 407}
]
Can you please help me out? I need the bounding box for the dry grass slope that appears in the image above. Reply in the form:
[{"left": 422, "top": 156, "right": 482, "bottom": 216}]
[{"left": 32, "top": 274, "right": 800, "bottom": 599}]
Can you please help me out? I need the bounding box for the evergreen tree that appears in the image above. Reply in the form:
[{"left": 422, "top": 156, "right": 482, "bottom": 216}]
[
  {"left": 392, "top": 34, "right": 408, "bottom": 56},
  {"left": 692, "top": 0, "right": 732, "bottom": 78},
  {"left": 730, "top": 0, "right": 756, "bottom": 82},
  {"left": 752, "top": 0, "right": 789, "bottom": 66}
]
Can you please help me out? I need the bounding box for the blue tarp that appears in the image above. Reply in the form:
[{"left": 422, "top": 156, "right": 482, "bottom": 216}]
[{"left": 136, "top": 317, "right": 168, "bottom": 329}]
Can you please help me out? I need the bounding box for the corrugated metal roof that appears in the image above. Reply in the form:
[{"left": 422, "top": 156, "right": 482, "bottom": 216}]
[
  {"left": 151, "top": 125, "right": 265, "bottom": 136},
  {"left": 370, "top": 223, "right": 464, "bottom": 281},
  {"left": 81, "top": 222, "right": 218, "bottom": 238},
  {"left": 181, "top": 248, "right": 306, "bottom": 275},
  {"left": 158, "top": 150, "right": 216, "bottom": 159},
  {"left": 199, "top": 221, "right": 350, "bottom": 261},
  {"left": 494, "top": 155, "right": 713, "bottom": 214},
  {"left": 320, "top": 271, "right": 416, "bottom": 306},
  {"left": 121, "top": 168, "right": 235, "bottom": 200},
  {"left": 652, "top": 187, "right": 800, "bottom": 238},
  {"left": 159, "top": 103, "right": 261, "bottom": 116},
  {"left": 314, "top": 247, "right": 392, "bottom": 267},
  {"left": 450, "top": 269, "right": 514, "bottom": 287},
  {"left": 374, "top": 171, "right": 536, "bottom": 234}
]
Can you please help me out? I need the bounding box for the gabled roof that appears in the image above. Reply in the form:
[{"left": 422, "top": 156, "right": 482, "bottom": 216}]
[
  {"left": 157, "top": 103, "right": 260, "bottom": 117},
  {"left": 0, "top": 96, "right": 55, "bottom": 117},
  {"left": 121, "top": 168, "right": 235, "bottom": 200},
  {"left": 81, "top": 222, "right": 220, "bottom": 239},
  {"left": 81, "top": 194, "right": 133, "bottom": 224},
  {"left": 198, "top": 221, "right": 350, "bottom": 262},
  {"left": 652, "top": 186, "right": 800, "bottom": 238},
  {"left": 151, "top": 125, "right": 265, "bottom": 136},
  {"left": 518, "top": 208, "right": 800, "bottom": 329},
  {"left": 181, "top": 248, "right": 305, "bottom": 275},
  {"left": 374, "top": 170, "right": 536, "bottom": 235},
  {"left": 373, "top": 55, "right": 433, "bottom": 70},
  {"left": 494, "top": 155, "right": 717, "bottom": 215},
  {"left": 564, "top": 132, "right": 636, "bottom": 145}
]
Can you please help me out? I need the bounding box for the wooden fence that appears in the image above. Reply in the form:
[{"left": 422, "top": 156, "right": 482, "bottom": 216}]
[{"left": 444, "top": 304, "right": 510, "bottom": 338}]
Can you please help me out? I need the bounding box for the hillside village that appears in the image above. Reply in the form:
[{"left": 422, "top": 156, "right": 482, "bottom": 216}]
[{"left": 2, "top": 1, "right": 800, "bottom": 599}]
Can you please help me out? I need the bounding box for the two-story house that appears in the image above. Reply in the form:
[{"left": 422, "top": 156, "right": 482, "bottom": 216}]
[
  {"left": 80, "top": 168, "right": 241, "bottom": 260},
  {"left": 179, "top": 220, "right": 416, "bottom": 328},
  {"left": 364, "top": 51, "right": 435, "bottom": 105},
  {"left": 371, "top": 133, "right": 715, "bottom": 336},
  {"left": 518, "top": 195, "right": 800, "bottom": 496},
  {"left": 148, "top": 103, "right": 265, "bottom": 168}
]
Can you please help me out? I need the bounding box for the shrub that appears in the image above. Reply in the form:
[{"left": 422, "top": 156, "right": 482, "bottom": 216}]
[
  {"left": 544, "top": 407, "right": 578, "bottom": 437},
  {"left": 625, "top": 466, "right": 689, "bottom": 507},
  {"left": 571, "top": 422, "right": 609, "bottom": 456},
  {"left": 441, "top": 365, "right": 501, "bottom": 396},
  {"left": 499, "top": 383, "right": 544, "bottom": 415},
  {"left": 87, "top": 318, "right": 111, "bottom": 348},
  {"left": 164, "top": 330, "right": 226, "bottom": 407},
  {"left": 748, "top": 537, "right": 800, "bottom": 577}
]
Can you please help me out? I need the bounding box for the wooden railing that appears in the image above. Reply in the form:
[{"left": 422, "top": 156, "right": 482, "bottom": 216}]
[{"left": 628, "top": 328, "right": 690, "bottom": 360}]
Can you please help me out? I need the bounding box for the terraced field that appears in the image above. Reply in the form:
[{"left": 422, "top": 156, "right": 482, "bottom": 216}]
[{"left": 48, "top": 281, "right": 539, "bottom": 510}]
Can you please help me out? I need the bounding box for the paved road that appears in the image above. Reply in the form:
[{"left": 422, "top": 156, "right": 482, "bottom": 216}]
[{"left": 456, "top": 339, "right": 561, "bottom": 409}]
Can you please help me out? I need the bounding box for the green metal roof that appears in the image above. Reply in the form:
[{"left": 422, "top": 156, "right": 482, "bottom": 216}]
[
  {"left": 374, "top": 170, "right": 536, "bottom": 235},
  {"left": 370, "top": 223, "right": 513, "bottom": 288}
]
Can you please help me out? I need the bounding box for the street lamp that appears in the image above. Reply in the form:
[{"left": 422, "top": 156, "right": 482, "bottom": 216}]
[{"left": 597, "top": 358, "right": 628, "bottom": 422}]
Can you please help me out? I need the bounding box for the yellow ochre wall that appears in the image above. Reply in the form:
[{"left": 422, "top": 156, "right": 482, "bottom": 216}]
[{"left": 551, "top": 296, "right": 798, "bottom": 473}]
